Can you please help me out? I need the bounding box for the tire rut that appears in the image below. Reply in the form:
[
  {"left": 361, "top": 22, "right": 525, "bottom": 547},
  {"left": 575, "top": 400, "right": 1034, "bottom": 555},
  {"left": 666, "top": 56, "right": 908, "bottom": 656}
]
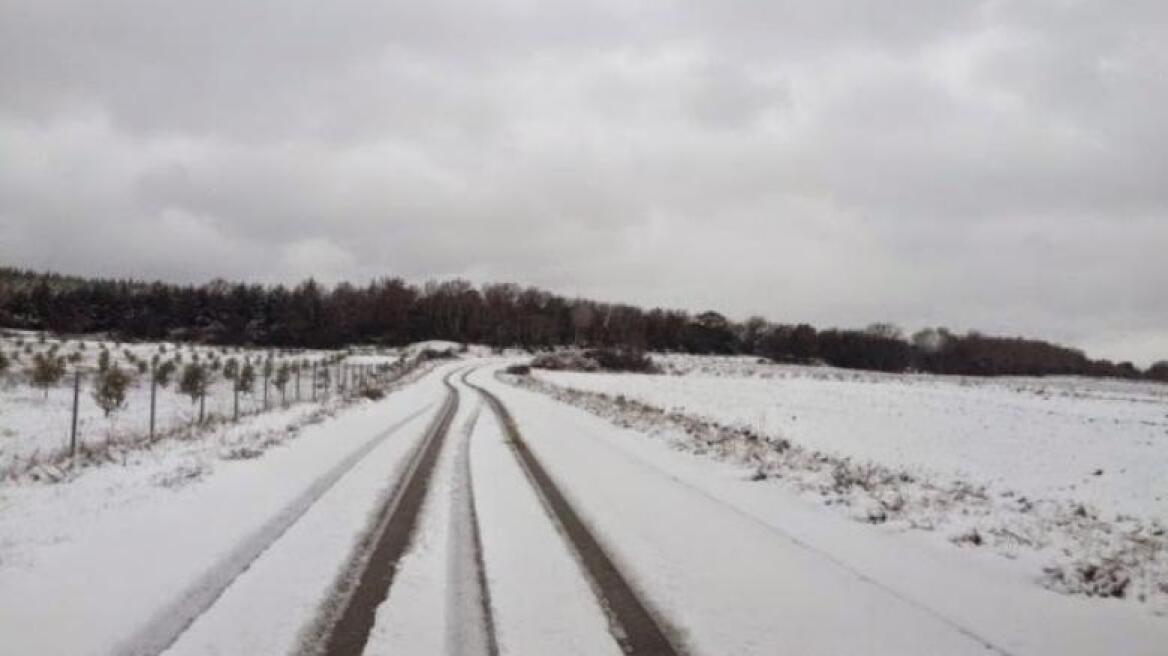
[
  {"left": 309, "top": 369, "right": 462, "bottom": 656},
  {"left": 121, "top": 403, "right": 434, "bottom": 656},
  {"left": 463, "top": 370, "right": 681, "bottom": 656}
]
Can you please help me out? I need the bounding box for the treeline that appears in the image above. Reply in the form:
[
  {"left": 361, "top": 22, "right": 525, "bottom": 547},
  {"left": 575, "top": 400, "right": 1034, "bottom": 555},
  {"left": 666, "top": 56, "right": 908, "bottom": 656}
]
[{"left": 1, "top": 267, "right": 1164, "bottom": 381}]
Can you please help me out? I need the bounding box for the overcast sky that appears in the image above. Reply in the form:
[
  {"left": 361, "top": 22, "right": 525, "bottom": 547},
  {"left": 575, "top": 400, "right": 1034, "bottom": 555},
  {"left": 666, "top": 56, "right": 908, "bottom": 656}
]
[{"left": 1, "top": 1, "right": 1165, "bottom": 365}]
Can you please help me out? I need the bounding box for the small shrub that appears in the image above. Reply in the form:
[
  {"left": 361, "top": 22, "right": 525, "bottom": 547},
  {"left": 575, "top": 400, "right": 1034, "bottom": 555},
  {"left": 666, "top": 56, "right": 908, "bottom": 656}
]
[
  {"left": 154, "top": 360, "right": 177, "bottom": 388},
  {"left": 274, "top": 363, "right": 291, "bottom": 403},
  {"left": 360, "top": 387, "right": 385, "bottom": 401},
  {"left": 152, "top": 461, "right": 210, "bottom": 489},
  {"left": 222, "top": 357, "right": 239, "bottom": 381},
  {"left": 530, "top": 350, "right": 600, "bottom": 372},
  {"left": 585, "top": 348, "right": 658, "bottom": 373},
  {"left": 27, "top": 353, "right": 66, "bottom": 397},
  {"left": 238, "top": 362, "right": 256, "bottom": 394},
  {"left": 952, "top": 528, "right": 983, "bottom": 547},
  {"left": 179, "top": 363, "right": 209, "bottom": 403},
  {"left": 93, "top": 365, "right": 131, "bottom": 418},
  {"left": 221, "top": 446, "right": 264, "bottom": 461},
  {"left": 419, "top": 348, "right": 457, "bottom": 361},
  {"left": 1043, "top": 559, "right": 1131, "bottom": 598}
]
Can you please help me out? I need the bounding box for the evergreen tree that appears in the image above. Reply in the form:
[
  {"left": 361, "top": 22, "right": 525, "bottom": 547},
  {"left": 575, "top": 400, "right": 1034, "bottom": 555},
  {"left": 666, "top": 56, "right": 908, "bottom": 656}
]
[
  {"left": 238, "top": 362, "right": 256, "bottom": 394},
  {"left": 155, "top": 360, "right": 177, "bottom": 388},
  {"left": 28, "top": 352, "right": 66, "bottom": 397},
  {"left": 93, "top": 364, "right": 131, "bottom": 418},
  {"left": 179, "top": 362, "right": 210, "bottom": 423},
  {"left": 274, "top": 362, "right": 291, "bottom": 405}
]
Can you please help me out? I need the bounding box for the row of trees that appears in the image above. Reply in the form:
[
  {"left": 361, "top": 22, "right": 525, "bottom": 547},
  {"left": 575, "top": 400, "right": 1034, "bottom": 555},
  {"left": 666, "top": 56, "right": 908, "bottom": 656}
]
[
  {"left": 1, "top": 267, "right": 1163, "bottom": 381},
  {"left": 5, "top": 340, "right": 378, "bottom": 463}
]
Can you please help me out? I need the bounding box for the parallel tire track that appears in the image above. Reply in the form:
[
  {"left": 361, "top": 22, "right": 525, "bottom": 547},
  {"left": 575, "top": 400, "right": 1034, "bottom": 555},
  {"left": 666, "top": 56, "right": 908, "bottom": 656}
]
[
  {"left": 463, "top": 372, "right": 681, "bottom": 656},
  {"left": 446, "top": 396, "right": 500, "bottom": 656},
  {"left": 121, "top": 404, "right": 434, "bottom": 656},
  {"left": 312, "top": 369, "right": 462, "bottom": 656}
]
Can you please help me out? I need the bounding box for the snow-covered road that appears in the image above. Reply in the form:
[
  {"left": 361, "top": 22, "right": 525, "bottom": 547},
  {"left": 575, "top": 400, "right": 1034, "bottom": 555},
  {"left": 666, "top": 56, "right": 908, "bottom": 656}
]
[
  {"left": 0, "top": 362, "right": 459, "bottom": 655},
  {"left": 2, "top": 357, "right": 1164, "bottom": 655},
  {"left": 467, "top": 365, "right": 1168, "bottom": 656}
]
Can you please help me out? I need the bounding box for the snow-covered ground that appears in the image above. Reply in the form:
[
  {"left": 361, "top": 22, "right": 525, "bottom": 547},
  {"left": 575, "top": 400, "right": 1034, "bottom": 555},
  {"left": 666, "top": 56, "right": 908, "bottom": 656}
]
[
  {"left": 0, "top": 332, "right": 403, "bottom": 474},
  {"left": 475, "top": 365, "right": 1168, "bottom": 654},
  {"left": 4, "top": 346, "right": 1164, "bottom": 655},
  {"left": 538, "top": 355, "right": 1168, "bottom": 521},
  {"left": 524, "top": 354, "right": 1168, "bottom": 616},
  {"left": 0, "top": 357, "right": 457, "bottom": 655}
]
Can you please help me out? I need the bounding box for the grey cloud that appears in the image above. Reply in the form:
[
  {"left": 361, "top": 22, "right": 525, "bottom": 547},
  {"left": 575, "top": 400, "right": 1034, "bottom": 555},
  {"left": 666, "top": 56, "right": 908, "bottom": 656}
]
[{"left": 1, "top": 0, "right": 1166, "bottom": 365}]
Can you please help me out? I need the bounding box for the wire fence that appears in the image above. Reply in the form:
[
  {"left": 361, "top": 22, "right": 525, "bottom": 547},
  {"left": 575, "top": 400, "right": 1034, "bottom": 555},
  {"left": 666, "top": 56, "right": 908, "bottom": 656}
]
[{"left": 0, "top": 340, "right": 411, "bottom": 477}]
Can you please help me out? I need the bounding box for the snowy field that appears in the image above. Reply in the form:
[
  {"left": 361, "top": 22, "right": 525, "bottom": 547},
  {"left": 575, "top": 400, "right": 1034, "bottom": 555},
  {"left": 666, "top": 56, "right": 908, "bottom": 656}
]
[
  {"left": 528, "top": 354, "right": 1168, "bottom": 612},
  {"left": 0, "top": 332, "right": 405, "bottom": 474},
  {"left": 479, "top": 366, "right": 1167, "bottom": 654},
  {"left": 538, "top": 354, "right": 1168, "bottom": 521},
  {"left": 1, "top": 350, "right": 1165, "bottom": 655}
]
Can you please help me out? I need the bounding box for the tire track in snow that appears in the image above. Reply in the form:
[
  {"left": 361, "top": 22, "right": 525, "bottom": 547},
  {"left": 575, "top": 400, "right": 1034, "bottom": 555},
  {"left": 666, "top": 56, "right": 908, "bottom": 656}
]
[
  {"left": 506, "top": 373, "right": 1017, "bottom": 656},
  {"left": 445, "top": 386, "right": 500, "bottom": 656},
  {"left": 117, "top": 402, "right": 435, "bottom": 656},
  {"left": 464, "top": 373, "right": 681, "bottom": 656},
  {"left": 309, "top": 369, "right": 462, "bottom": 656}
]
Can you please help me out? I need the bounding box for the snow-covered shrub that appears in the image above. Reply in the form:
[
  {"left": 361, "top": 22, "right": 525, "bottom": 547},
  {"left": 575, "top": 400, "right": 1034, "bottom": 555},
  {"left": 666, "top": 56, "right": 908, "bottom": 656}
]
[
  {"left": 360, "top": 387, "right": 385, "bottom": 400},
  {"left": 419, "top": 347, "right": 457, "bottom": 361},
  {"left": 530, "top": 348, "right": 658, "bottom": 373},
  {"left": 152, "top": 460, "right": 211, "bottom": 489},
  {"left": 220, "top": 445, "right": 264, "bottom": 461},
  {"left": 27, "top": 352, "right": 66, "bottom": 397},
  {"left": 1043, "top": 559, "right": 1132, "bottom": 598},
  {"left": 154, "top": 359, "right": 177, "bottom": 388},
  {"left": 530, "top": 350, "right": 599, "bottom": 372},
  {"left": 92, "top": 364, "right": 131, "bottom": 418},
  {"left": 585, "top": 348, "right": 658, "bottom": 373}
]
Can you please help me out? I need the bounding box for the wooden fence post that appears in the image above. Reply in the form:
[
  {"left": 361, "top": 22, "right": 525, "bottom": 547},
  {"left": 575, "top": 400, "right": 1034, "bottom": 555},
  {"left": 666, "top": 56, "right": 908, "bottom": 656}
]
[
  {"left": 70, "top": 369, "right": 81, "bottom": 458},
  {"left": 149, "top": 368, "right": 157, "bottom": 441}
]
